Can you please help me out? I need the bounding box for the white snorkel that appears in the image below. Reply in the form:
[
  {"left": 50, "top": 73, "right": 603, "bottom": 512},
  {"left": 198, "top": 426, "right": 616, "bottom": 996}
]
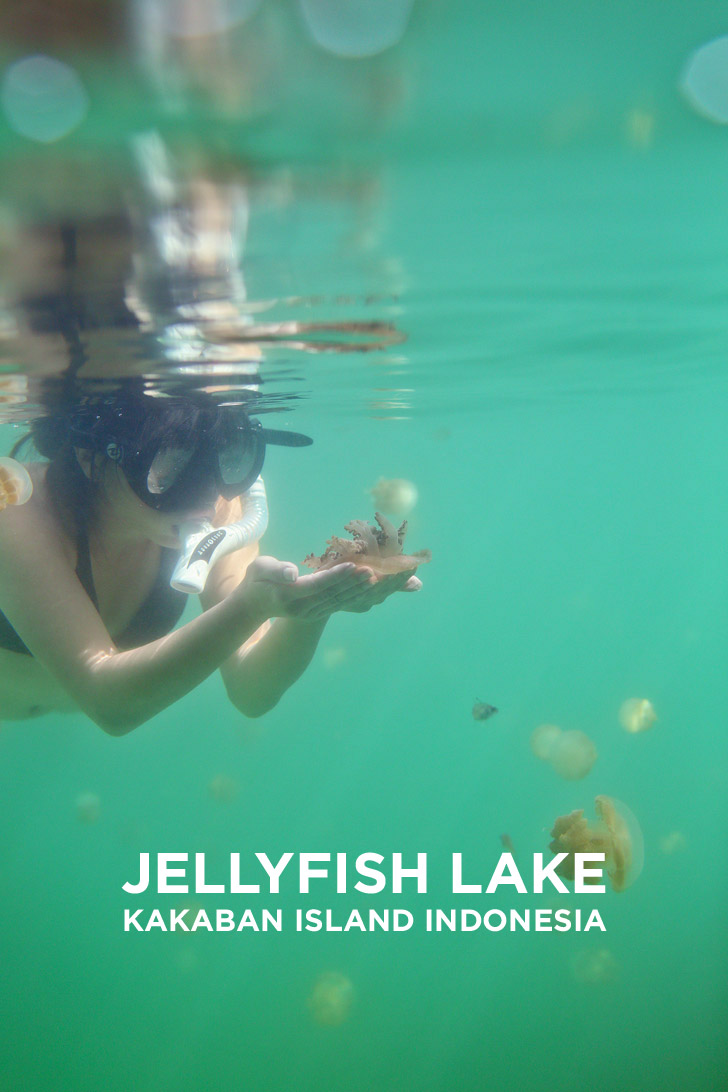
[{"left": 170, "top": 475, "right": 268, "bottom": 594}]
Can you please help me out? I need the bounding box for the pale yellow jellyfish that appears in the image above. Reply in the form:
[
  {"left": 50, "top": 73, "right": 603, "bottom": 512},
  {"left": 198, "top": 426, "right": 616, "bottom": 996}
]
[
  {"left": 530, "top": 723, "right": 563, "bottom": 761},
  {"left": 659, "top": 831, "right": 687, "bottom": 856},
  {"left": 75, "top": 791, "right": 101, "bottom": 824},
  {"left": 548, "top": 730, "right": 598, "bottom": 780},
  {"left": 0, "top": 458, "right": 33, "bottom": 511},
  {"left": 322, "top": 646, "right": 347, "bottom": 670},
  {"left": 572, "top": 947, "right": 619, "bottom": 984},
  {"left": 173, "top": 948, "right": 202, "bottom": 975},
  {"left": 207, "top": 774, "right": 238, "bottom": 802},
  {"left": 619, "top": 698, "right": 657, "bottom": 734},
  {"left": 307, "top": 971, "right": 354, "bottom": 1027},
  {"left": 549, "top": 795, "right": 644, "bottom": 892},
  {"left": 367, "top": 477, "right": 418, "bottom": 515}
]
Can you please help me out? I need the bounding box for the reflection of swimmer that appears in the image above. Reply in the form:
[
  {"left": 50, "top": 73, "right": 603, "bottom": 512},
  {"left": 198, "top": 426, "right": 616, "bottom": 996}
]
[
  {"left": 0, "top": 381, "right": 423, "bottom": 728},
  {"left": 307, "top": 971, "right": 354, "bottom": 1027},
  {"left": 549, "top": 795, "right": 643, "bottom": 892}
]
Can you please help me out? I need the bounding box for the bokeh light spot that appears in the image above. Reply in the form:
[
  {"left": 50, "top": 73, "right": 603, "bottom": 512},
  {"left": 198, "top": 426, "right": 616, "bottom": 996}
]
[
  {"left": 680, "top": 36, "right": 728, "bottom": 125},
  {"left": 298, "top": 0, "right": 415, "bottom": 58},
  {"left": 1, "top": 55, "right": 88, "bottom": 143}
]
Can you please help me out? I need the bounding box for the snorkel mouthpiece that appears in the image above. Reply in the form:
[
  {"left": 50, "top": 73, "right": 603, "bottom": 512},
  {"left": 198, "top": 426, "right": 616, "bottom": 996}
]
[{"left": 170, "top": 476, "right": 269, "bottom": 593}]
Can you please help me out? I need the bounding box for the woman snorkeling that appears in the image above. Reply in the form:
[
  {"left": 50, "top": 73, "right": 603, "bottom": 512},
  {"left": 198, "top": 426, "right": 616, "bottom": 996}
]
[{"left": 0, "top": 383, "right": 422, "bottom": 734}]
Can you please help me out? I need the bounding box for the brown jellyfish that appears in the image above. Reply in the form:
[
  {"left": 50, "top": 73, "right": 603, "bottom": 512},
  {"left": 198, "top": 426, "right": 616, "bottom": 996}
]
[{"left": 549, "top": 795, "right": 644, "bottom": 893}]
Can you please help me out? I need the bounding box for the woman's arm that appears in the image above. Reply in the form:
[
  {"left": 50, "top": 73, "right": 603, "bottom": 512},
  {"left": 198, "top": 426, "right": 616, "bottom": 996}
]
[
  {"left": 0, "top": 501, "right": 272, "bottom": 733},
  {"left": 201, "top": 547, "right": 331, "bottom": 718},
  {"left": 0, "top": 499, "right": 374, "bottom": 734}
]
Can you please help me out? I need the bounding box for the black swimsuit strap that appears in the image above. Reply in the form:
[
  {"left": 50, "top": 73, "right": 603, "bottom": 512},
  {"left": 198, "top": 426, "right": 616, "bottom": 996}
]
[{"left": 0, "top": 521, "right": 187, "bottom": 658}]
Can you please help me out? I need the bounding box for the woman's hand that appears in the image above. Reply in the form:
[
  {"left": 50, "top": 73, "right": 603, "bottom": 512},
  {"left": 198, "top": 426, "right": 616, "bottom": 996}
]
[{"left": 237, "top": 555, "right": 422, "bottom": 625}]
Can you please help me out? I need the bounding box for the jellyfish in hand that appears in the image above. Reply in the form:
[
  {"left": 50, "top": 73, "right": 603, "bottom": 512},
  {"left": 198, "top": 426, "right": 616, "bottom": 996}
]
[{"left": 549, "top": 795, "right": 643, "bottom": 892}]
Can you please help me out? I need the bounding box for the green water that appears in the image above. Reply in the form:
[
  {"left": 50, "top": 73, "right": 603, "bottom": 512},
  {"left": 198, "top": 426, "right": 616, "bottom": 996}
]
[{"left": 1, "top": 2, "right": 728, "bottom": 1090}]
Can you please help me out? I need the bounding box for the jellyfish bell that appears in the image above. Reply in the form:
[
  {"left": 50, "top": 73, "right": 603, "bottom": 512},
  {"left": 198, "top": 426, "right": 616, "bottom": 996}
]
[
  {"left": 549, "top": 795, "right": 643, "bottom": 893},
  {"left": 619, "top": 698, "right": 657, "bottom": 734},
  {"left": 75, "top": 791, "right": 101, "bottom": 824},
  {"left": 323, "top": 646, "right": 347, "bottom": 669},
  {"left": 530, "top": 723, "right": 563, "bottom": 761},
  {"left": 572, "top": 947, "right": 619, "bottom": 985},
  {"left": 548, "top": 729, "right": 597, "bottom": 780},
  {"left": 367, "top": 477, "right": 418, "bottom": 515},
  {"left": 659, "top": 831, "right": 687, "bottom": 856},
  {"left": 595, "top": 796, "right": 645, "bottom": 892},
  {"left": 307, "top": 971, "right": 354, "bottom": 1027},
  {"left": 207, "top": 774, "right": 238, "bottom": 802},
  {"left": 0, "top": 458, "right": 33, "bottom": 508}
]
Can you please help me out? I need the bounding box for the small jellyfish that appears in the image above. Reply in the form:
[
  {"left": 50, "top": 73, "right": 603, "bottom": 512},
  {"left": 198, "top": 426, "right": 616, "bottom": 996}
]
[
  {"left": 173, "top": 947, "right": 202, "bottom": 975},
  {"left": 322, "top": 646, "right": 347, "bottom": 670},
  {"left": 619, "top": 698, "right": 657, "bottom": 734},
  {"left": 659, "top": 831, "right": 687, "bottom": 856},
  {"left": 548, "top": 730, "right": 598, "bottom": 781},
  {"left": 207, "top": 774, "right": 238, "bottom": 803},
  {"left": 572, "top": 947, "right": 619, "bottom": 985},
  {"left": 472, "top": 700, "right": 498, "bottom": 722},
  {"left": 530, "top": 723, "right": 563, "bottom": 761},
  {"left": 307, "top": 971, "right": 354, "bottom": 1027},
  {"left": 0, "top": 458, "right": 33, "bottom": 510},
  {"left": 549, "top": 795, "right": 644, "bottom": 893},
  {"left": 367, "top": 477, "right": 418, "bottom": 515},
  {"left": 75, "top": 791, "right": 101, "bottom": 824}
]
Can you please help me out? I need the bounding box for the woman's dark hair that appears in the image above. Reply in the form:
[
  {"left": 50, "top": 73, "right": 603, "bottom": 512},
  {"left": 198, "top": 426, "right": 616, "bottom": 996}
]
[{"left": 11, "top": 378, "right": 230, "bottom": 533}]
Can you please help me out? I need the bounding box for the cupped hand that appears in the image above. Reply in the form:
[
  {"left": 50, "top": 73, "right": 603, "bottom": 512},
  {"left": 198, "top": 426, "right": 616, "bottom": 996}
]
[{"left": 239, "top": 555, "right": 422, "bottom": 624}]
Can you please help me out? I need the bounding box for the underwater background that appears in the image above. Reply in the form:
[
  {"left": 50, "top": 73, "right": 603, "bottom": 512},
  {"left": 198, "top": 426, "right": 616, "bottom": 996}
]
[{"left": 1, "top": 1, "right": 727, "bottom": 1089}]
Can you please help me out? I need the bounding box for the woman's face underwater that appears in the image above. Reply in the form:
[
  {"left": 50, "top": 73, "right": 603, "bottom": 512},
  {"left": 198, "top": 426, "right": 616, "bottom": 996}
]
[{"left": 96, "top": 456, "right": 221, "bottom": 548}]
